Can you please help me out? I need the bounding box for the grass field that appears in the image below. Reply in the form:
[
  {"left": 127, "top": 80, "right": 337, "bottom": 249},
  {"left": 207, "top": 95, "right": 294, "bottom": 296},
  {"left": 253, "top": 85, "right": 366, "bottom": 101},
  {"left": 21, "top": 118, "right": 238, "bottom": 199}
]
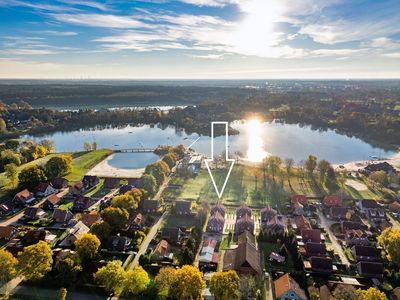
[
  {"left": 259, "top": 242, "right": 295, "bottom": 273},
  {"left": 0, "top": 149, "right": 113, "bottom": 203}
]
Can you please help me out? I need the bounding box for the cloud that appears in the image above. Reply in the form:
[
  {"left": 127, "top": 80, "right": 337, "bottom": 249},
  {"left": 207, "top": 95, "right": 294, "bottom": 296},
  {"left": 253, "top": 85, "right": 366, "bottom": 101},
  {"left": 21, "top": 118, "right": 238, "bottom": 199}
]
[
  {"left": 179, "top": 0, "right": 232, "bottom": 7},
  {"left": 310, "top": 48, "right": 368, "bottom": 57},
  {"left": 382, "top": 52, "right": 400, "bottom": 58},
  {"left": 0, "top": 49, "right": 57, "bottom": 55},
  {"left": 56, "top": 0, "right": 111, "bottom": 11},
  {"left": 38, "top": 30, "right": 78, "bottom": 36},
  {"left": 188, "top": 53, "right": 226, "bottom": 59}
]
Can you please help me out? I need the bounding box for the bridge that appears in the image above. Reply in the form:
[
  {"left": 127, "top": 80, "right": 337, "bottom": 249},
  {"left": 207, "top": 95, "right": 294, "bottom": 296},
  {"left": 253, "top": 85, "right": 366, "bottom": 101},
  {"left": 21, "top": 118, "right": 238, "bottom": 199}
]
[{"left": 115, "top": 148, "right": 155, "bottom": 153}]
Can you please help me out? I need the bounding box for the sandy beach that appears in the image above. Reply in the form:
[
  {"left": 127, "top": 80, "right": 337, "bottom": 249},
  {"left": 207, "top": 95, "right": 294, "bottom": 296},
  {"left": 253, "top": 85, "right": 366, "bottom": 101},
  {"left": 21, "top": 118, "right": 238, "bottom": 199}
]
[
  {"left": 332, "top": 151, "right": 400, "bottom": 172},
  {"left": 86, "top": 153, "right": 145, "bottom": 178}
]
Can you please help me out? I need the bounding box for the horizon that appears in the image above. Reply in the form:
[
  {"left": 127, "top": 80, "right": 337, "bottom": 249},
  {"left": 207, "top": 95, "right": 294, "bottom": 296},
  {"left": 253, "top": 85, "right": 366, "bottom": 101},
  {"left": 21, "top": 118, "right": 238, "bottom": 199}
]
[{"left": 1, "top": 0, "right": 400, "bottom": 79}]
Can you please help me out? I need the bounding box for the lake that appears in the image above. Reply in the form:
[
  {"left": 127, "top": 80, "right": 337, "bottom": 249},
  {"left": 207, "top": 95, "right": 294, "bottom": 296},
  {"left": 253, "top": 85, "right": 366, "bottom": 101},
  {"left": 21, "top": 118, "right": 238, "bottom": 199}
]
[{"left": 23, "top": 120, "right": 397, "bottom": 169}]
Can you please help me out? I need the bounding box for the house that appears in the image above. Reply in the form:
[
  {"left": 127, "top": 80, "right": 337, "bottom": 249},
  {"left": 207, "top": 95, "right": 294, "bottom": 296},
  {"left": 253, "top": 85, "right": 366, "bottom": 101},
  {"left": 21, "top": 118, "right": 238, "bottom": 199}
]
[
  {"left": 341, "top": 221, "right": 365, "bottom": 232},
  {"left": 108, "top": 235, "right": 131, "bottom": 252},
  {"left": 359, "top": 199, "right": 379, "bottom": 214},
  {"left": 130, "top": 213, "right": 144, "bottom": 230},
  {"left": 43, "top": 194, "right": 63, "bottom": 210},
  {"left": 301, "top": 229, "right": 322, "bottom": 243},
  {"left": 263, "top": 215, "right": 286, "bottom": 234},
  {"left": 323, "top": 195, "right": 342, "bottom": 207},
  {"left": 310, "top": 257, "right": 333, "bottom": 274},
  {"left": 0, "top": 226, "right": 18, "bottom": 240},
  {"left": 0, "top": 199, "right": 18, "bottom": 215},
  {"left": 59, "top": 221, "right": 90, "bottom": 247},
  {"left": 199, "top": 240, "right": 219, "bottom": 269},
  {"left": 345, "top": 230, "right": 370, "bottom": 246},
  {"left": 152, "top": 239, "right": 171, "bottom": 261},
  {"left": 389, "top": 201, "right": 400, "bottom": 214},
  {"left": 364, "top": 162, "right": 397, "bottom": 175},
  {"left": 305, "top": 242, "right": 327, "bottom": 257},
  {"left": 161, "top": 227, "right": 182, "bottom": 244},
  {"left": 142, "top": 199, "right": 159, "bottom": 213},
  {"left": 23, "top": 207, "right": 46, "bottom": 220},
  {"left": 211, "top": 204, "right": 226, "bottom": 217},
  {"left": 13, "top": 189, "right": 35, "bottom": 204},
  {"left": 119, "top": 184, "right": 134, "bottom": 194},
  {"left": 351, "top": 245, "right": 380, "bottom": 262},
  {"left": 223, "top": 231, "right": 262, "bottom": 275},
  {"left": 292, "top": 201, "right": 305, "bottom": 216},
  {"left": 69, "top": 182, "right": 85, "bottom": 196},
  {"left": 359, "top": 200, "right": 386, "bottom": 222},
  {"left": 292, "top": 215, "right": 311, "bottom": 233},
  {"left": 206, "top": 211, "right": 225, "bottom": 233},
  {"left": 291, "top": 195, "right": 308, "bottom": 205},
  {"left": 51, "top": 177, "right": 68, "bottom": 189},
  {"left": 356, "top": 261, "right": 384, "bottom": 277},
  {"left": 72, "top": 196, "right": 95, "bottom": 212},
  {"left": 274, "top": 273, "right": 307, "bottom": 300},
  {"left": 174, "top": 200, "right": 191, "bottom": 215},
  {"left": 235, "top": 213, "right": 254, "bottom": 235},
  {"left": 127, "top": 178, "right": 142, "bottom": 188},
  {"left": 24, "top": 229, "right": 47, "bottom": 245},
  {"left": 80, "top": 211, "right": 101, "bottom": 227},
  {"left": 52, "top": 208, "right": 74, "bottom": 224},
  {"left": 104, "top": 178, "right": 120, "bottom": 189},
  {"left": 330, "top": 206, "right": 349, "bottom": 220},
  {"left": 367, "top": 208, "right": 386, "bottom": 222},
  {"left": 35, "top": 183, "right": 57, "bottom": 197},
  {"left": 236, "top": 204, "right": 252, "bottom": 219},
  {"left": 260, "top": 205, "right": 277, "bottom": 222},
  {"left": 82, "top": 175, "right": 100, "bottom": 188}
]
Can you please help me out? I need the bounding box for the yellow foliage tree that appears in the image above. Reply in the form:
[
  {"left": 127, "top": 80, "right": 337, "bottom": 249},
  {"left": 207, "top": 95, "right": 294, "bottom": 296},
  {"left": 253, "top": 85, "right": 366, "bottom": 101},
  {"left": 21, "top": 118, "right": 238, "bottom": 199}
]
[
  {"left": 94, "top": 260, "right": 126, "bottom": 295},
  {"left": 357, "top": 288, "right": 388, "bottom": 300},
  {"left": 74, "top": 233, "right": 100, "bottom": 261},
  {"left": 209, "top": 270, "right": 240, "bottom": 300},
  {"left": 378, "top": 227, "right": 400, "bottom": 265},
  {"left": 0, "top": 249, "right": 18, "bottom": 284},
  {"left": 170, "top": 265, "right": 205, "bottom": 300},
  {"left": 17, "top": 241, "right": 53, "bottom": 281},
  {"left": 124, "top": 266, "right": 150, "bottom": 295},
  {"left": 155, "top": 266, "right": 177, "bottom": 297}
]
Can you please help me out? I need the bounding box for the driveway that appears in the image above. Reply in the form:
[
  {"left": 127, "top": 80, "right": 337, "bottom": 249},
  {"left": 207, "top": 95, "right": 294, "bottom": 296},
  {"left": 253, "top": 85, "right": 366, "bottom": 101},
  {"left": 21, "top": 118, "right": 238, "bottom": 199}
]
[{"left": 318, "top": 210, "right": 350, "bottom": 266}]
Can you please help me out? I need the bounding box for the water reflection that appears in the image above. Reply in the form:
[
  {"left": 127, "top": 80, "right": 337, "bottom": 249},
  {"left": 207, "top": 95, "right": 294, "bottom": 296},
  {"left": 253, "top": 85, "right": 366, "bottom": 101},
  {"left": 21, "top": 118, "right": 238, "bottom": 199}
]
[{"left": 246, "top": 119, "right": 269, "bottom": 162}]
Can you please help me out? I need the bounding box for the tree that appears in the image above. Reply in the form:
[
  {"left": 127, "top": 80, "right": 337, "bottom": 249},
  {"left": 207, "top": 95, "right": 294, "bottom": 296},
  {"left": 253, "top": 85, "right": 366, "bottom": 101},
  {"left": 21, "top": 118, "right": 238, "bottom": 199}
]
[
  {"left": 18, "top": 165, "right": 47, "bottom": 190},
  {"left": 112, "top": 194, "right": 137, "bottom": 211},
  {"left": 92, "top": 141, "right": 97, "bottom": 151},
  {"left": 284, "top": 158, "right": 294, "bottom": 181},
  {"left": 5, "top": 139, "right": 20, "bottom": 151},
  {"left": 1, "top": 150, "right": 22, "bottom": 168},
  {"left": 90, "top": 221, "right": 111, "bottom": 242},
  {"left": 32, "top": 145, "right": 49, "bottom": 160},
  {"left": 145, "top": 162, "right": 169, "bottom": 186},
  {"left": 369, "top": 171, "right": 389, "bottom": 187},
  {"left": 45, "top": 155, "right": 72, "bottom": 179},
  {"left": 4, "top": 163, "right": 18, "bottom": 187},
  {"left": 17, "top": 241, "right": 53, "bottom": 281},
  {"left": 304, "top": 155, "right": 317, "bottom": 175},
  {"left": 39, "top": 139, "right": 55, "bottom": 153},
  {"left": 162, "top": 153, "right": 176, "bottom": 168},
  {"left": 332, "top": 284, "right": 360, "bottom": 300},
  {"left": 95, "top": 260, "right": 126, "bottom": 295},
  {"left": 126, "top": 188, "right": 142, "bottom": 203},
  {"left": 210, "top": 271, "right": 240, "bottom": 300},
  {"left": 357, "top": 288, "right": 388, "bottom": 300},
  {"left": 265, "top": 156, "right": 282, "bottom": 179},
  {"left": 317, "top": 159, "right": 331, "bottom": 182},
  {"left": 378, "top": 227, "right": 400, "bottom": 265},
  {"left": 155, "top": 267, "right": 177, "bottom": 298},
  {"left": 170, "top": 265, "right": 205, "bottom": 300},
  {"left": 0, "top": 249, "right": 18, "bottom": 284},
  {"left": 101, "top": 207, "right": 129, "bottom": 231},
  {"left": 74, "top": 233, "right": 100, "bottom": 261},
  {"left": 55, "top": 254, "right": 82, "bottom": 286},
  {"left": 83, "top": 142, "right": 92, "bottom": 151},
  {"left": 141, "top": 174, "right": 157, "bottom": 197},
  {"left": 59, "top": 288, "right": 67, "bottom": 300},
  {"left": 239, "top": 276, "right": 257, "bottom": 300},
  {"left": 124, "top": 266, "right": 150, "bottom": 295},
  {"left": 0, "top": 117, "right": 6, "bottom": 133}
]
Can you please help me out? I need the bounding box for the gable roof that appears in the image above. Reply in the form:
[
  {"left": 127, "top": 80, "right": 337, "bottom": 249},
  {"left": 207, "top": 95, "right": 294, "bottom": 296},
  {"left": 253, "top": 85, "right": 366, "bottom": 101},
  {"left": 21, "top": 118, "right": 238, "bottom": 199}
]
[
  {"left": 305, "top": 242, "right": 327, "bottom": 256},
  {"left": 14, "top": 189, "right": 34, "bottom": 202},
  {"left": 35, "top": 183, "right": 53, "bottom": 193},
  {"left": 0, "top": 226, "right": 17, "bottom": 239},
  {"left": 342, "top": 221, "right": 364, "bottom": 231},
  {"left": 23, "top": 207, "right": 43, "bottom": 218},
  {"left": 352, "top": 245, "right": 380, "bottom": 258},
  {"left": 293, "top": 215, "right": 312, "bottom": 231},
  {"left": 211, "top": 204, "right": 226, "bottom": 217},
  {"left": 52, "top": 208, "right": 73, "bottom": 223},
  {"left": 357, "top": 261, "right": 384, "bottom": 275},
  {"left": 80, "top": 211, "right": 101, "bottom": 227},
  {"left": 46, "top": 194, "right": 62, "bottom": 205},
  {"left": 291, "top": 195, "right": 308, "bottom": 205},
  {"left": 104, "top": 177, "right": 120, "bottom": 188},
  {"left": 51, "top": 177, "right": 68, "bottom": 189},
  {"left": 174, "top": 200, "right": 191, "bottom": 213},
  {"left": 330, "top": 206, "right": 348, "bottom": 217},
  {"left": 323, "top": 195, "right": 342, "bottom": 206},
  {"left": 260, "top": 205, "right": 277, "bottom": 221},
  {"left": 274, "top": 273, "right": 307, "bottom": 300},
  {"left": 142, "top": 199, "right": 159, "bottom": 211},
  {"left": 154, "top": 239, "right": 169, "bottom": 256},
  {"left": 301, "top": 229, "right": 322, "bottom": 243},
  {"left": 236, "top": 204, "right": 252, "bottom": 218},
  {"left": 310, "top": 256, "right": 333, "bottom": 271},
  {"left": 360, "top": 199, "right": 379, "bottom": 209}
]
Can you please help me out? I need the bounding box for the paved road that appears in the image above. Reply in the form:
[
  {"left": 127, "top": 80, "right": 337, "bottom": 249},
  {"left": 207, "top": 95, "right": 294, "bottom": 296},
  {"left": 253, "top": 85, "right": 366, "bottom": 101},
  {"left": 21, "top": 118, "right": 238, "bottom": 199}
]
[
  {"left": 0, "top": 189, "right": 69, "bottom": 227},
  {"left": 318, "top": 210, "right": 350, "bottom": 266},
  {"left": 88, "top": 188, "right": 118, "bottom": 211}
]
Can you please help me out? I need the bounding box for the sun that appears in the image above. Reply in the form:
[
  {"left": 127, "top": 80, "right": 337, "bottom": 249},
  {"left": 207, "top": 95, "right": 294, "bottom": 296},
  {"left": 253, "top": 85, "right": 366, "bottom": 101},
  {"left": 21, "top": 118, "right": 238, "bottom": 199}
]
[{"left": 246, "top": 118, "right": 268, "bottom": 163}]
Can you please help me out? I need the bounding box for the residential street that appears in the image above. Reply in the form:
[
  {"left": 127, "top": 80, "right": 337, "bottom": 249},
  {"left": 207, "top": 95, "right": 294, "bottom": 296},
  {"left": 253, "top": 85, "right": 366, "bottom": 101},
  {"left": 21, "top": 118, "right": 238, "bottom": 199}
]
[{"left": 318, "top": 210, "right": 350, "bottom": 266}]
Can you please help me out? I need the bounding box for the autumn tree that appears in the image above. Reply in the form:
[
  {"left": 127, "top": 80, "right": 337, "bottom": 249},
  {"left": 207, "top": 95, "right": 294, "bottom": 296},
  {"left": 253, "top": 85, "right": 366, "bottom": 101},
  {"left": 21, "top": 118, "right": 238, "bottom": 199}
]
[
  {"left": 4, "top": 163, "right": 18, "bottom": 187},
  {"left": 101, "top": 207, "right": 129, "bottom": 230},
  {"left": 239, "top": 276, "right": 257, "bottom": 300},
  {"left": 90, "top": 221, "right": 111, "bottom": 242},
  {"left": 126, "top": 188, "right": 142, "bottom": 203},
  {"left": 124, "top": 266, "right": 150, "bottom": 295},
  {"left": 284, "top": 158, "right": 294, "bottom": 181},
  {"left": 5, "top": 139, "right": 20, "bottom": 151},
  {"left": 95, "top": 260, "right": 126, "bottom": 295},
  {"left": 369, "top": 171, "right": 389, "bottom": 187},
  {"left": 155, "top": 267, "right": 177, "bottom": 298},
  {"left": 304, "top": 155, "right": 317, "bottom": 175},
  {"left": 378, "top": 227, "right": 400, "bottom": 265},
  {"left": 162, "top": 153, "right": 177, "bottom": 168},
  {"left": 0, "top": 117, "right": 6, "bottom": 133},
  {"left": 18, "top": 165, "right": 47, "bottom": 190},
  {"left": 170, "top": 265, "right": 205, "bottom": 300},
  {"left": 141, "top": 174, "right": 157, "bottom": 197},
  {"left": 39, "top": 139, "right": 55, "bottom": 153},
  {"left": 45, "top": 155, "right": 72, "bottom": 179},
  {"left": 317, "top": 159, "right": 331, "bottom": 183},
  {"left": 332, "top": 284, "right": 360, "bottom": 300},
  {"left": 357, "top": 288, "right": 388, "bottom": 300},
  {"left": 74, "top": 233, "right": 100, "bottom": 261},
  {"left": 59, "top": 288, "right": 67, "bottom": 300},
  {"left": 17, "top": 241, "right": 53, "bottom": 281},
  {"left": 112, "top": 194, "right": 137, "bottom": 211},
  {"left": 265, "top": 156, "right": 282, "bottom": 180},
  {"left": 55, "top": 254, "right": 82, "bottom": 286},
  {"left": 0, "top": 249, "right": 18, "bottom": 284},
  {"left": 209, "top": 270, "right": 240, "bottom": 300}
]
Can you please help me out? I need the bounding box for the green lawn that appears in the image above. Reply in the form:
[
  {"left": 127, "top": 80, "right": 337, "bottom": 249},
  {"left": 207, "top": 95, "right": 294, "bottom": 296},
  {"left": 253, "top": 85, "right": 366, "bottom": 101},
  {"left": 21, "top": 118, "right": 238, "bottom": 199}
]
[
  {"left": 259, "top": 242, "right": 295, "bottom": 273},
  {"left": 163, "top": 214, "right": 199, "bottom": 229}
]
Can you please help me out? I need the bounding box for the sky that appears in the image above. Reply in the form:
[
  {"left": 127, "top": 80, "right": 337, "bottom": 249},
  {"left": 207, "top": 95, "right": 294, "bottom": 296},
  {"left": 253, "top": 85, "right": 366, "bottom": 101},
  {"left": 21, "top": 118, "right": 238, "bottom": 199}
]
[{"left": 0, "top": 0, "right": 399, "bottom": 79}]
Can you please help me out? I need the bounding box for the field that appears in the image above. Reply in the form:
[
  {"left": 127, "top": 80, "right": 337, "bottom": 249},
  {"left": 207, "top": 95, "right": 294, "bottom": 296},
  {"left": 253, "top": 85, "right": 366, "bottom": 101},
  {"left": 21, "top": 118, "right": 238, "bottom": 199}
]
[
  {"left": 259, "top": 242, "right": 295, "bottom": 273},
  {"left": 0, "top": 149, "right": 113, "bottom": 203}
]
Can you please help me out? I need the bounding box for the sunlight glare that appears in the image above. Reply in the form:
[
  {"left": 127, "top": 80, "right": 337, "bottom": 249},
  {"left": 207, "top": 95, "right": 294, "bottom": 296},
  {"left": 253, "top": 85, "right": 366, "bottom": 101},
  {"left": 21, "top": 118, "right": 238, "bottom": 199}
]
[{"left": 246, "top": 119, "right": 268, "bottom": 162}]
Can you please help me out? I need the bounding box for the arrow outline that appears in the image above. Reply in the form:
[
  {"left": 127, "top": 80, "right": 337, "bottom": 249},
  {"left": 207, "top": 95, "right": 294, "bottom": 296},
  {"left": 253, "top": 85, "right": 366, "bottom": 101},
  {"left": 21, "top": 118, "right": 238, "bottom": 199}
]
[{"left": 205, "top": 121, "right": 235, "bottom": 199}]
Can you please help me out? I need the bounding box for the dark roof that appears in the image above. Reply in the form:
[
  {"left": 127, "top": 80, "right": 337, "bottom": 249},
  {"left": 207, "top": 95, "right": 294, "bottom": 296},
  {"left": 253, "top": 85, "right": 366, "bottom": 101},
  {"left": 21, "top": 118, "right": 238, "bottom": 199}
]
[
  {"left": 35, "top": 183, "right": 52, "bottom": 193},
  {"left": 0, "top": 200, "right": 17, "bottom": 214},
  {"left": 360, "top": 199, "right": 379, "bottom": 209},
  {"left": 342, "top": 221, "right": 364, "bottom": 231},
  {"left": 305, "top": 242, "right": 327, "bottom": 256},
  {"left": 260, "top": 205, "right": 277, "bottom": 222},
  {"left": 301, "top": 229, "right": 322, "bottom": 243},
  {"left": 352, "top": 245, "right": 380, "bottom": 258},
  {"left": 119, "top": 185, "right": 134, "bottom": 194},
  {"left": 364, "top": 162, "right": 397, "bottom": 174},
  {"left": 211, "top": 204, "right": 226, "bottom": 217},
  {"left": 174, "top": 200, "right": 191, "bottom": 213},
  {"left": 52, "top": 209, "right": 73, "bottom": 223},
  {"left": 51, "top": 177, "right": 68, "bottom": 189},
  {"left": 206, "top": 211, "right": 225, "bottom": 231},
  {"left": 235, "top": 213, "right": 254, "bottom": 234},
  {"left": 161, "top": 227, "right": 182, "bottom": 243},
  {"left": 104, "top": 178, "right": 120, "bottom": 188},
  {"left": 24, "top": 229, "right": 46, "bottom": 245},
  {"left": 142, "top": 199, "right": 159, "bottom": 211},
  {"left": 357, "top": 261, "right": 384, "bottom": 275},
  {"left": 310, "top": 257, "right": 333, "bottom": 271},
  {"left": 236, "top": 204, "right": 252, "bottom": 218},
  {"left": 23, "top": 207, "right": 42, "bottom": 218},
  {"left": 330, "top": 206, "right": 348, "bottom": 217},
  {"left": 82, "top": 175, "right": 100, "bottom": 187}
]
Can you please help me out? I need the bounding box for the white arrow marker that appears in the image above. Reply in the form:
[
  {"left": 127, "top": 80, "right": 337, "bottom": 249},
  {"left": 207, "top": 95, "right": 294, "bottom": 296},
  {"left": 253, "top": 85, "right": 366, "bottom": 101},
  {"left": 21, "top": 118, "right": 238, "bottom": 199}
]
[{"left": 205, "top": 122, "right": 235, "bottom": 199}]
